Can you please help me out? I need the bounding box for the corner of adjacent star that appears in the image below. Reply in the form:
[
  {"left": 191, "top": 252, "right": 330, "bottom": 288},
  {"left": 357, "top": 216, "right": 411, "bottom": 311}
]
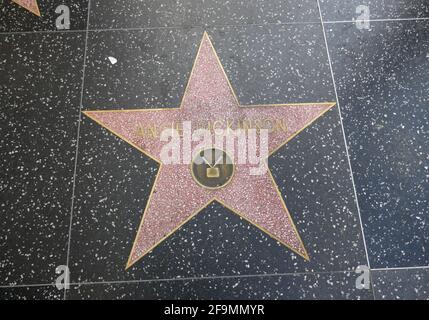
[
  {"left": 34, "top": 1, "right": 41, "bottom": 16},
  {"left": 13, "top": 0, "right": 41, "bottom": 16}
]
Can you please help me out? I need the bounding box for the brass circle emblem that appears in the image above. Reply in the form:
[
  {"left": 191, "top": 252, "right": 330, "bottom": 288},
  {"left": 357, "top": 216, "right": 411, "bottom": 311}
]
[{"left": 191, "top": 148, "right": 234, "bottom": 189}]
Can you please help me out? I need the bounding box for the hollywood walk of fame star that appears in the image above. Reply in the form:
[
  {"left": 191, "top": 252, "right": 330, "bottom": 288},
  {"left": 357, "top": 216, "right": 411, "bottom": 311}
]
[
  {"left": 12, "top": 0, "right": 41, "bottom": 16},
  {"left": 84, "top": 32, "right": 336, "bottom": 269}
]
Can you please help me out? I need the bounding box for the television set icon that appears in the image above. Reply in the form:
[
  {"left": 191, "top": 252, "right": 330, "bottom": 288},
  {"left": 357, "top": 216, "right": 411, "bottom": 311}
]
[{"left": 206, "top": 167, "right": 220, "bottom": 178}]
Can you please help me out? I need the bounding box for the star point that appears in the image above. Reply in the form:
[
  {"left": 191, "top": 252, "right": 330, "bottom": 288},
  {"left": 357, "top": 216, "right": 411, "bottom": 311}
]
[{"left": 12, "top": 0, "right": 41, "bottom": 16}]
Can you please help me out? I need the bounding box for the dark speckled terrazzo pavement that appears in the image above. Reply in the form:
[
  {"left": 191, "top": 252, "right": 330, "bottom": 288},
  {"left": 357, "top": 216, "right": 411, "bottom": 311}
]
[{"left": 0, "top": 0, "right": 428, "bottom": 300}]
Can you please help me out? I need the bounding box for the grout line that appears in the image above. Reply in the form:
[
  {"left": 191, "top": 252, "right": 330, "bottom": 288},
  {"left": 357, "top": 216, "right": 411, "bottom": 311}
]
[
  {"left": 63, "top": 0, "right": 92, "bottom": 301},
  {"left": 0, "top": 21, "right": 320, "bottom": 36},
  {"left": 2, "top": 265, "right": 428, "bottom": 289},
  {"left": 323, "top": 17, "right": 429, "bottom": 24},
  {"left": 0, "top": 269, "right": 359, "bottom": 289},
  {"left": 371, "top": 265, "right": 429, "bottom": 272},
  {"left": 66, "top": 270, "right": 361, "bottom": 287},
  {"left": 0, "top": 29, "right": 85, "bottom": 35},
  {"left": 1, "top": 16, "right": 429, "bottom": 36},
  {"left": 86, "top": 21, "right": 322, "bottom": 32},
  {"left": 316, "top": 0, "right": 375, "bottom": 299},
  {"left": 0, "top": 283, "right": 58, "bottom": 289}
]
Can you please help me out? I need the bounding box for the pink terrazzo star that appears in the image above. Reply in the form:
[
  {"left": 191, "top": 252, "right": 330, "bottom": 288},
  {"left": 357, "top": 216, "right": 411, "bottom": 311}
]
[{"left": 84, "top": 32, "right": 335, "bottom": 269}]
